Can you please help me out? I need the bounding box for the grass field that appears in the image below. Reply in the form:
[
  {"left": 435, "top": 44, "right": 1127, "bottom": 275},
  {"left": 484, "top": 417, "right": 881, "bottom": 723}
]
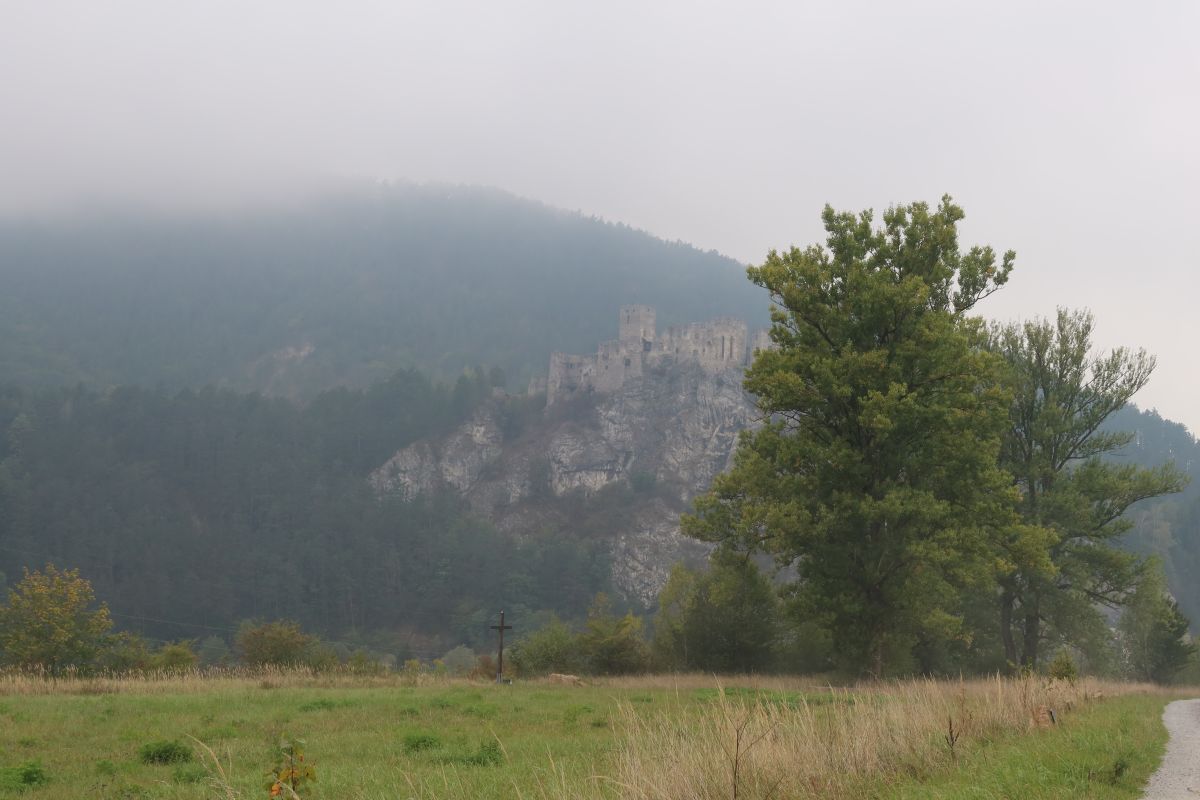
[{"left": 0, "top": 671, "right": 1183, "bottom": 799}]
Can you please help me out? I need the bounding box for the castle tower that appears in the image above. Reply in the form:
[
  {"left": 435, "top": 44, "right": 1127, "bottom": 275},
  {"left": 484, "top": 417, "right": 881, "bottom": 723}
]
[{"left": 619, "top": 305, "right": 656, "bottom": 351}]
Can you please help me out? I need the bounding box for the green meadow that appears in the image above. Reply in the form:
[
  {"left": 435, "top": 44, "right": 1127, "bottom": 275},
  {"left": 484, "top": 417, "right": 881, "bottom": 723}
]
[{"left": 0, "top": 675, "right": 1179, "bottom": 799}]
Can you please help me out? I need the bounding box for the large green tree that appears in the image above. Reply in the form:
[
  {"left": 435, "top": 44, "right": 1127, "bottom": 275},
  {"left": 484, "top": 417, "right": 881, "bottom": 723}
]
[
  {"left": 686, "top": 197, "right": 1017, "bottom": 676},
  {"left": 989, "top": 310, "right": 1186, "bottom": 668}
]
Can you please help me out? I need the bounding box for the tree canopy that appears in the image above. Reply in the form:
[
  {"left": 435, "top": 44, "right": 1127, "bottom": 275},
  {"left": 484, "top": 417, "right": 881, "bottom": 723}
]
[
  {"left": 988, "top": 309, "right": 1186, "bottom": 668},
  {"left": 686, "top": 197, "right": 1018, "bottom": 676},
  {"left": 0, "top": 563, "right": 112, "bottom": 671}
]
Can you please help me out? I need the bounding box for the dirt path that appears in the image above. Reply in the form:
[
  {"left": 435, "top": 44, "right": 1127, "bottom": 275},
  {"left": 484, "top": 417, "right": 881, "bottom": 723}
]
[{"left": 1142, "top": 699, "right": 1200, "bottom": 799}]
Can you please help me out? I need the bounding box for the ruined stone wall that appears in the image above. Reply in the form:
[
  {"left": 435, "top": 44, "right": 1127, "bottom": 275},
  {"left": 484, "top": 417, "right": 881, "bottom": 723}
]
[
  {"left": 547, "top": 352, "right": 595, "bottom": 404},
  {"left": 656, "top": 317, "right": 748, "bottom": 371},
  {"left": 592, "top": 340, "right": 634, "bottom": 393},
  {"left": 619, "top": 305, "right": 656, "bottom": 347},
  {"left": 547, "top": 307, "right": 756, "bottom": 403}
]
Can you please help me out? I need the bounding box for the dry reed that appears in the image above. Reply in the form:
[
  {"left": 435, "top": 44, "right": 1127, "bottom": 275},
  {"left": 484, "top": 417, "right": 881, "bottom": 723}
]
[{"left": 578, "top": 676, "right": 1161, "bottom": 800}]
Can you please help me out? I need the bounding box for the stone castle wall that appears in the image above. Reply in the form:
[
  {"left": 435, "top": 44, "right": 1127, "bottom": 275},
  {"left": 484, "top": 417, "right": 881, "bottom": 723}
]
[{"left": 547, "top": 306, "right": 768, "bottom": 404}]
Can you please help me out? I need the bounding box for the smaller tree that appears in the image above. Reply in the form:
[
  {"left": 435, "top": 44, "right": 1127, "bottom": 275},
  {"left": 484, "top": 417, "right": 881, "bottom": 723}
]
[
  {"left": 96, "top": 631, "right": 152, "bottom": 672},
  {"left": 654, "top": 552, "right": 780, "bottom": 673},
  {"left": 0, "top": 564, "right": 112, "bottom": 672},
  {"left": 235, "top": 620, "right": 316, "bottom": 667},
  {"left": 439, "top": 645, "right": 479, "bottom": 676},
  {"left": 578, "top": 594, "right": 649, "bottom": 675},
  {"left": 1120, "top": 564, "right": 1196, "bottom": 684},
  {"left": 508, "top": 619, "right": 583, "bottom": 676},
  {"left": 151, "top": 641, "right": 199, "bottom": 673}
]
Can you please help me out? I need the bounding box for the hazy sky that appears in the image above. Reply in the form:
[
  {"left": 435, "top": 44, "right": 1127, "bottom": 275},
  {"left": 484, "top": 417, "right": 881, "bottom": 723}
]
[{"left": 3, "top": 1, "right": 1198, "bottom": 431}]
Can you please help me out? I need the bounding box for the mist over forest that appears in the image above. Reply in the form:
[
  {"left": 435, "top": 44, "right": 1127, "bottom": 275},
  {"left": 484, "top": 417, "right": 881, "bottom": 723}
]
[
  {"left": 0, "top": 184, "right": 766, "bottom": 397},
  {"left": 0, "top": 186, "right": 1198, "bottom": 673}
]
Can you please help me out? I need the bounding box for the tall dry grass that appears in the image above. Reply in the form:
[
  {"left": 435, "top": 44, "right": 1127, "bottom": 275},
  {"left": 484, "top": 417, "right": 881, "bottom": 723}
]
[{"left": 575, "top": 676, "right": 1158, "bottom": 800}]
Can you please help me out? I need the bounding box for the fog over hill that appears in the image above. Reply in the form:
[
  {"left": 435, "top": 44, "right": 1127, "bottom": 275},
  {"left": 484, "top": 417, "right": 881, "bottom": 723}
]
[{"left": 0, "top": 184, "right": 767, "bottom": 397}]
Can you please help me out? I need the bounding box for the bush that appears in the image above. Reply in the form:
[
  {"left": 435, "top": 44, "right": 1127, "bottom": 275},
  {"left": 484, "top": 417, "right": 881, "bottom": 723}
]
[
  {"left": 440, "top": 645, "right": 478, "bottom": 676},
  {"left": 235, "top": 620, "right": 316, "bottom": 668},
  {"left": 470, "top": 654, "right": 497, "bottom": 681},
  {"left": 465, "top": 740, "right": 503, "bottom": 766},
  {"left": 580, "top": 595, "right": 650, "bottom": 675},
  {"left": 138, "top": 740, "right": 193, "bottom": 765},
  {"left": 1048, "top": 651, "right": 1079, "bottom": 683},
  {"left": 508, "top": 620, "right": 582, "bottom": 677},
  {"left": 0, "top": 760, "right": 48, "bottom": 790},
  {"left": 346, "top": 649, "right": 387, "bottom": 675},
  {"left": 402, "top": 733, "right": 441, "bottom": 753},
  {"left": 150, "top": 641, "right": 198, "bottom": 672}
]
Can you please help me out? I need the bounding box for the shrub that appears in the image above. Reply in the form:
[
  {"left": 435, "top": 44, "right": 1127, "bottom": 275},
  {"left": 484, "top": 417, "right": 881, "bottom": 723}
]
[
  {"left": 470, "top": 654, "right": 497, "bottom": 681},
  {"left": 346, "top": 649, "right": 386, "bottom": 675},
  {"left": 465, "top": 740, "right": 504, "bottom": 767},
  {"left": 150, "top": 641, "right": 198, "bottom": 672},
  {"left": 265, "top": 736, "right": 316, "bottom": 799},
  {"left": 1048, "top": 650, "right": 1079, "bottom": 683},
  {"left": 402, "top": 733, "right": 441, "bottom": 753},
  {"left": 235, "top": 620, "right": 316, "bottom": 668},
  {"left": 508, "top": 620, "right": 582, "bottom": 677},
  {"left": 139, "top": 740, "right": 193, "bottom": 765},
  {"left": 0, "top": 760, "right": 48, "bottom": 789},
  {"left": 440, "top": 645, "right": 478, "bottom": 676},
  {"left": 580, "top": 594, "right": 650, "bottom": 675},
  {"left": 438, "top": 740, "right": 504, "bottom": 767}
]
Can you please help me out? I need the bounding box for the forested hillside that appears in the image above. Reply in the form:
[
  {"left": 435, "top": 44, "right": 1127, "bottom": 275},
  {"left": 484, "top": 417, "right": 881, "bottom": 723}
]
[
  {"left": 0, "top": 185, "right": 766, "bottom": 396},
  {"left": 0, "top": 373, "right": 610, "bottom": 657},
  {"left": 1110, "top": 405, "right": 1200, "bottom": 628},
  {"left": 1, "top": 362, "right": 1195, "bottom": 660}
]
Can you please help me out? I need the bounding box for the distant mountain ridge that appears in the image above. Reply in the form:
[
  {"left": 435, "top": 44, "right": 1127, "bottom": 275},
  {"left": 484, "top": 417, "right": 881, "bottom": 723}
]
[{"left": 0, "top": 184, "right": 767, "bottom": 397}]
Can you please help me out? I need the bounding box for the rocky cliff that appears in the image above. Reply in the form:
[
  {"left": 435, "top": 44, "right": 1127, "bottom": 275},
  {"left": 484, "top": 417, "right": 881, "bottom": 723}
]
[{"left": 370, "top": 358, "right": 760, "bottom": 606}]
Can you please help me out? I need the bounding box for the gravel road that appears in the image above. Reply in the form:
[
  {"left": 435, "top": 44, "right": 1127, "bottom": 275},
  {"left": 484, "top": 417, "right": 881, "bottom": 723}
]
[{"left": 1142, "top": 699, "right": 1200, "bottom": 799}]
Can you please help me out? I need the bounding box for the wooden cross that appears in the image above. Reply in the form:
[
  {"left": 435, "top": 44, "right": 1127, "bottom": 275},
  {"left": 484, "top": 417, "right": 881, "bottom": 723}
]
[{"left": 490, "top": 610, "right": 513, "bottom": 683}]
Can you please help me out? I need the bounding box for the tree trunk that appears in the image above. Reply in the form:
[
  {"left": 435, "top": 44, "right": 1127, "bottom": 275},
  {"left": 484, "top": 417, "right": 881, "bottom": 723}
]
[
  {"left": 1020, "top": 598, "right": 1040, "bottom": 669},
  {"left": 871, "top": 636, "right": 885, "bottom": 680},
  {"left": 999, "top": 587, "right": 1018, "bottom": 668}
]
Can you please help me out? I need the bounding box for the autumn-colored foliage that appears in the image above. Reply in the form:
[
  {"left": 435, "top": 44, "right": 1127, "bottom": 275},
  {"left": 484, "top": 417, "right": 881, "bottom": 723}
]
[
  {"left": 0, "top": 563, "right": 112, "bottom": 672},
  {"left": 265, "top": 736, "right": 316, "bottom": 798}
]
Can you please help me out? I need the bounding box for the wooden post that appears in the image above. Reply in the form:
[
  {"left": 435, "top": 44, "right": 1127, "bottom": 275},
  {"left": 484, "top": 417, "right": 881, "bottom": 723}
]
[{"left": 490, "top": 610, "right": 513, "bottom": 684}]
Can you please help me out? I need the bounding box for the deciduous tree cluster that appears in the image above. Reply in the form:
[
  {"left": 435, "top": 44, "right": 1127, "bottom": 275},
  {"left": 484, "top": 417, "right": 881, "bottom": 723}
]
[{"left": 685, "top": 197, "right": 1195, "bottom": 680}]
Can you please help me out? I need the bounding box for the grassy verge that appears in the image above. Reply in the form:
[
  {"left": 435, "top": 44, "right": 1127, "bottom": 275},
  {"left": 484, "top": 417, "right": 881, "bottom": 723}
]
[
  {"left": 882, "top": 693, "right": 1171, "bottom": 800},
  {"left": 0, "top": 673, "right": 1179, "bottom": 799}
]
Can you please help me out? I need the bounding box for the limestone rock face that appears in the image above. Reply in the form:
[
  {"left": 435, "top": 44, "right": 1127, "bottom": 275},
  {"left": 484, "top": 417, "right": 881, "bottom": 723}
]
[
  {"left": 370, "top": 404, "right": 506, "bottom": 498},
  {"left": 369, "top": 361, "right": 759, "bottom": 606}
]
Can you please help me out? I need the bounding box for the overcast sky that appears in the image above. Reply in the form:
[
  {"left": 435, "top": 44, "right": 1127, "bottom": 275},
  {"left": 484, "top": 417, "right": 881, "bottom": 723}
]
[{"left": 2, "top": 1, "right": 1198, "bottom": 432}]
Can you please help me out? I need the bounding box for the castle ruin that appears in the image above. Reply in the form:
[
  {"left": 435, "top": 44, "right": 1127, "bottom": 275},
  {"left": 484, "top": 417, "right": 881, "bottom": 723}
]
[{"left": 545, "top": 306, "right": 772, "bottom": 404}]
